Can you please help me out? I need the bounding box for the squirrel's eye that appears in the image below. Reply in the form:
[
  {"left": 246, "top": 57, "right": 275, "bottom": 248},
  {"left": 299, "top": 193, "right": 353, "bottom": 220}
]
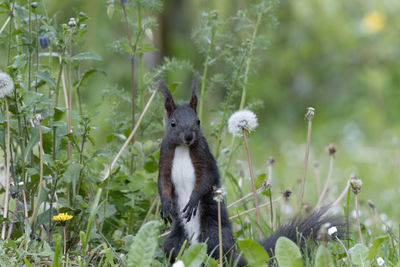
[
  {"left": 170, "top": 120, "right": 176, "bottom": 127},
  {"left": 197, "top": 119, "right": 200, "bottom": 125}
]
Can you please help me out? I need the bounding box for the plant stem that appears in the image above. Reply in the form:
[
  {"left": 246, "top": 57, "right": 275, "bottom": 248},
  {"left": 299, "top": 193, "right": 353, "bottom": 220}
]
[
  {"left": 354, "top": 194, "right": 364, "bottom": 244},
  {"left": 316, "top": 154, "right": 334, "bottom": 207},
  {"left": 313, "top": 162, "right": 321, "bottom": 195},
  {"left": 217, "top": 200, "right": 223, "bottom": 267},
  {"left": 103, "top": 88, "right": 158, "bottom": 181},
  {"left": 0, "top": 16, "right": 11, "bottom": 35},
  {"left": 298, "top": 112, "right": 313, "bottom": 212},
  {"left": 198, "top": 24, "right": 216, "bottom": 122},
  {"left": 1, "top": 98, "right": 11, "bottom": 240},
  {"left": 345, "top": 183, "right": 351, "bottom": 247},
  {"left": 13, "top": 88, "right": 26, "bottom": 184},
  {"left": 323, "top": 180, "right": 350, "bottom": 216},
  {"left": 28, "top": 0, "right": 32, "bottom": 91},
  {"left": 63, "top": 226, "right": 67, "bottom": 267},
  {"left": 67, "top": 29, "right": 73, "bottom": 161},
  {"left": 137, "top": 5, "right": 144, "bottom": 109},
  {"left": 214, "top": 53, "right": 246, "bottom": 159},
  {"left": 29, "top": 120, "right": 44, "bottom": 227},
  {"left": 228, "top": 197, "right": 282, "bottom": 221},
  {"left": 238, "top": 12, "right": 262, "bottom": 110},
  {"left": 242, "top": 131, "right": 262, "bottom": 239}
]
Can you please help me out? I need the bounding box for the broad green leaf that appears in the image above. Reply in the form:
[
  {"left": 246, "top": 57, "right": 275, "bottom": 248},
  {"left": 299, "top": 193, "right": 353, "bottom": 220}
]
[
  {"left": 256, "top": 173, "right": 267, "bottom": 188},
  {"left": 127, "top": 221, "right": 161, "bottom": 267},
  {"left": 35, "top": 70, "right": 56, "bottom": 89},
  {"left": 52, "top": 233, "right": 62, "bottom": 267},
  {"left": 237, "top": 239, "right": 269, "bottom": 267},
  {"left": 72, "top": 51, "right": 102, "bottom": 61},
  {"left": 350, "top": 244, "right": 369, "bottom": 266},
  {"left": 144, "top": 160, "right": 158, "bottom": 173},
  {"left": 182, "top": 243, "right": 207, "bottom": 267},
  {"left": 314, "top": 245, "right": 334, "bottom": 267},
  {"left": 366, "top": 236, "right": 388, "bottom": 260},
  {"left": 275, "top": 237, "right": 303, "bottom": 267}
]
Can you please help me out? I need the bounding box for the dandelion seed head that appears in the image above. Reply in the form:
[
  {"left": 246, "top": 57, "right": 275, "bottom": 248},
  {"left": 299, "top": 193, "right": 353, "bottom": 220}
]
[
  {"left": 328, "top": 226, "right": 337, "bottom": 236},
  {"left": 172, "top": 260, "right": 185, "bottom": 267},
  {"left": 213, "top": 186, "right": 226, "bottom": 202},
  {"left": 350, "top": 175, "right": 362, "bottom": 194},
  {"left": 305, "top": 107, "right": 315, "bottom": 120},
  {"left": 228, "top": 110, "right": 258, "bottom": 137},
  {"left": 0, "top": 72, "right": 15, "bottom": 98},
  {"left": 31, "top": 2, "right": 38, "bottom": 8},
  {"left": 68, "top": 18, "right": 77, "bottom": 27}
]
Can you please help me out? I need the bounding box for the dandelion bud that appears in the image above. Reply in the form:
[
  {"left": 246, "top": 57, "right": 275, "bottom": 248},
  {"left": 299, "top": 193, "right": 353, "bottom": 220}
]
[
  {"left": 283, "top": 189, "right": 292, "bottom": 200},
  {"left": 305, "top": 107, "right": 315, "bottom": 120},
  {"left": 267, "top": 157, "right": 275, "bottom": 166},
  {"left": 328, "top": 144, "right": 337, "bottom": 156},
  {"left": 350, "top": 174, "right": 362, "bottom": 194},
  {"left": 68, "top": 18, "right": 77, "bottom": 27},
  {"left": 0, "top": 72, "right": 15, "bottom": 98},
  {"left": 31, "top": 2, "right": 38, "bottom": 8},
  {"left": 368, "top": 200, "right": 376, "bottom": 210},
  {"left": 39, "top": 35, "right": 51, "bottom": 49}
]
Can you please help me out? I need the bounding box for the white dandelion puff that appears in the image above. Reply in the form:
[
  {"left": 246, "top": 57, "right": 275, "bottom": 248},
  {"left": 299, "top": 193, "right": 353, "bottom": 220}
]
[
  {"left": 0, "top": 72, "right": 15, "bottom": 98},
  {"left": 228, "top": 110, "right": 258, "bottom": 137},
  {"left": 377, "top": 257, "right": 385, "bottom": 266},
  {"left": 328, "top": 226, "right": 337, "bottom": 236},
  {"left": 172, "top": 260, "right": 185, "bottom": 267}
]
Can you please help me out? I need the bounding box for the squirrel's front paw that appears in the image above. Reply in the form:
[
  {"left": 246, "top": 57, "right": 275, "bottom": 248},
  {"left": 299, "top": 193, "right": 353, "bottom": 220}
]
[
  {"left": 160, "top": 200, "right": 173, "bottom": 225},
  {"left": 182, "top": 199, "right": 199, "bottom": 222}
]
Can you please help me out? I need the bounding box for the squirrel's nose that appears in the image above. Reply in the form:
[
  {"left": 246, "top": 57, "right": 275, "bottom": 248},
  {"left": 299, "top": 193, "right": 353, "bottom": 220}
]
[{"left": 185, "top": 132, "right": 193, "bottom": 143}]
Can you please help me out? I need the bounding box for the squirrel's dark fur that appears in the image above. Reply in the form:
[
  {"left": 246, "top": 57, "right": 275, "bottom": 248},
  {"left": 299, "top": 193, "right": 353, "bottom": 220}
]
[{"left": 157, "top": 80, "right": 346, "bottom": 266}]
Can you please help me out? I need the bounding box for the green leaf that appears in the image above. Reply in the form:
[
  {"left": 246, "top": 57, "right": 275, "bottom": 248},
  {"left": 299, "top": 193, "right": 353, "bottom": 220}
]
[
  {"left": 256, "top": 173, "right": 267, "bottom": 188},
  {"left": 314, "top": 245, "right": 334, "bottom": 267},
  {"left": 144, "top": 161, "right": 158, "bottom": 173},
  {"left": 35, "top": 70, "right": 56, "bottom": 90},
  {"left": 275, "top": 237, "right": 303, "bottom": 267},
  {"left": 182, "top": 243, "right": 207, "bottom": 267},
  {"left": 127, "top": 221, "right": 161, "bottom": 267},
  {"left": 366, "top": 236, "right": 388, "bottom": 260},
  {"left": 52, "top": 233, "right": 62, "bottom": 267},
  {"left": 72, "top": 51, "right": 102, "bottom": 61},
  {"left": 237, "top": 239, "right": 269, "bottom": 267},
  {"left": 75, "top": 68, "right": 106, "bottom": 89},
  {"left": 24, "top": 127, "right": 39, "bottom": 163},
  {"left": 350, "top": 244, "right": 369, "bottom": 266},
  {"left": 120, "top": 41, "right": 134, "bottom": 54}
]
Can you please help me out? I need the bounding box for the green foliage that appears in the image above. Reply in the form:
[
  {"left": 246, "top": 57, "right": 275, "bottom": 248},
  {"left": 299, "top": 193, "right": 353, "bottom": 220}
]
[
  {"left": 181, "top": 243, "right": 208, "bottom": 267},
  {"left": 127, "top": 220, "right": 161, "bottom": 267},
  {"left": 350, "top": 244, "right": 369, "bottom": 266},
  {"left": 275, "top": 237, "right": 303, "bottom": 267},
  {"left": 314, "top": 245, "right": 334, "bottom": 267},
  {"left": 237, "top": 239, "right": 269, "bottom": 267}
]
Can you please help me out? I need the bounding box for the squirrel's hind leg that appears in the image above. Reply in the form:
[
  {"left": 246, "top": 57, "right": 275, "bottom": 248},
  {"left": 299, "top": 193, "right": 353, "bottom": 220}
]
[{"left": 164, "top": 222, "right": 187, "bottom": 262}]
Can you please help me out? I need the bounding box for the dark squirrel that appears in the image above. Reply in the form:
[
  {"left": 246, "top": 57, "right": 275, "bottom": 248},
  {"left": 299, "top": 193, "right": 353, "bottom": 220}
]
[{"left": 157, "top": 80, "right": 346, "bottom": 265}]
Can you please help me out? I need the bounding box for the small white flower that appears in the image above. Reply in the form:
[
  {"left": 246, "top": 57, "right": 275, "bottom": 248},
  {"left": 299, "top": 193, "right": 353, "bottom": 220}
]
[
  {"left": 328, "top": 226, "right": 337, "bottom": 236},
  {"left": 228, "top": 110, "right": 258, "bottom": 137},
  {"left": 377, "top": 257, "right": 385, "bottom": 266},
  {"left": 172, "top": 260, "right": 185, "bottom": 267},
  {"left": 0, "top": 72, "right": 15, "bottom": 98}
]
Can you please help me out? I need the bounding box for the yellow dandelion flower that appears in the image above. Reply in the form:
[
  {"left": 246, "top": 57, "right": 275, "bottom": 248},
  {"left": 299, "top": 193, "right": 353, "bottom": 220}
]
[
  {"left": 362, "top": 11, "right": 386, "bottom": 34},
  {"left": 53, "top": 212, "right": 73, "bottom": 222}
]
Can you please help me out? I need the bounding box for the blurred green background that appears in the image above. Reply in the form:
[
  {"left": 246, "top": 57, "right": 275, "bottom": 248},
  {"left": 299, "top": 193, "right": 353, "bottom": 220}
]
[{"left": 1, "top": 0, "right": 399, "bottom": 221}]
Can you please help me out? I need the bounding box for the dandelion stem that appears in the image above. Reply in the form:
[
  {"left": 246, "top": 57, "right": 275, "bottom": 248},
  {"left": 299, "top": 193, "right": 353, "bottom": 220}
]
[
  {"left": 354, "top": 194, "right": 364, "bottom": 244},
  {"left": 227, "top": 186, "right": 265, "bottom": 208},
  {"left": 298, "top": 109, "right": 314, "bottom": 212},
  {"left": 29, "top": 119, "right": 44, "bottom": 227},
  {"left": 1, "top": 98, "right": 11, "bottom": 240},
  {"left": 316, "top": 154, "right": 335, "bottom": 207},
  {"left": 313, "top": 162, "right": 321, "bottom": 195},
  {"left": 229, "top": 197, "right": 282, "bottom": 221},
  {"left": 323, "top": 180, "right": 350, "bottom": 216},
  {"left": 335, "top": 236, "right": 351, "bottom": 265},
  {"left": 217, "top": 200, "right": 223, "bottom": 267},
  {"left": 63, "top": 226, "right": 67, "bottom": 267},
  {"left": 242, "top": 130, "right": 262, "bottom": 239},
  {"left": 67, "top": 28, "right": 73, "bottom": 161}
]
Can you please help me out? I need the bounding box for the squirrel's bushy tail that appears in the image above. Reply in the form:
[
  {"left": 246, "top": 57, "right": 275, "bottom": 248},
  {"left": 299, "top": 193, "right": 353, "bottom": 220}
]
[{"left": 259, "top": 209, "right": 347, "bottom": 257}]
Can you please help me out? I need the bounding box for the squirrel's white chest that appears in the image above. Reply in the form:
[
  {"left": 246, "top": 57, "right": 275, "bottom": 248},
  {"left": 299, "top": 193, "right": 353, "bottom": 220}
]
[{"left": 171, "top": 145, "right": 200, "bottom": 243}]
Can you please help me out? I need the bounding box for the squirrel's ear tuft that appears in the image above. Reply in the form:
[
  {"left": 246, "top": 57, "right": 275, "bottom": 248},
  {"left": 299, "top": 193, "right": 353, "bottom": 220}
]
[
  {"left": 156, "top": 80, "right": 176, "bottom": 117},
  {"left": 190, "top": 78, "right": 198, "bottom": 112}
]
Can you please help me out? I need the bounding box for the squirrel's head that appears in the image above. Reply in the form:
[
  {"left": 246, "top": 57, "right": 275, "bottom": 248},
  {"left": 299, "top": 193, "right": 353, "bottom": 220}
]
[{"left": 159, "top": 79, "right": 200, "bottom": 146}]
